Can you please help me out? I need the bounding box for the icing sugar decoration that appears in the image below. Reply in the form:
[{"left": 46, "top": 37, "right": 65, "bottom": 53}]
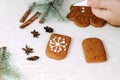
[
  {"left": 49, "top": 36, "right": 68, "bottom": 53},
  {"left": 82, "top": 7, "right": 85, "bottom": 13}
]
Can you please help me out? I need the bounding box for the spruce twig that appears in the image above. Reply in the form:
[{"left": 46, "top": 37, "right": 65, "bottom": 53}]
[
  {"left": 39, "top": 0, "right": 64, "bottom": 23},
  {"left": 51, "top": 3, "right": 65, "bottom": 21},
  {"left": 0, "top": 47, "right": 21, "bottom": 80},
  {"left": 39, "top": 3, "right": 51, "bottom": 24}
]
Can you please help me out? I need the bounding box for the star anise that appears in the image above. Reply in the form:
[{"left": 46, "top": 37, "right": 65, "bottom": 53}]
[
  {"left": 31, "top": 30, "right": 40, "bottom": 38},
  {"left": 27, "top": 56, "right": 39, "bottom": 61},
  {"left": 22, "top": 45, "right": 33, "bottom": 55},
  {"left": 44, "top": 26, "right": 54, "bottom": 33}
]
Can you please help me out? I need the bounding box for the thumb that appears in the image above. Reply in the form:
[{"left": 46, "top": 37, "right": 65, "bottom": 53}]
[
  {"left": 88, "top": 0, "right": 110, "bottom": 9},
  {"left": 92, "top": 8, "right": 111, "bottom": 21}
]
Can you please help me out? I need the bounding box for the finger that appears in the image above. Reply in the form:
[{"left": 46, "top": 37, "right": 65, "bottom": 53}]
[
  {"left": 88, "top": 0, "right": 109, "bottom": 9},
  {"left": 92, "top": 8, "right": 111, "bottom": 21}
]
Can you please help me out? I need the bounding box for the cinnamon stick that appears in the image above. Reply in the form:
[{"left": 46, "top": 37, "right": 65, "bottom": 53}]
[
  {"left": 20, "top": 12, "right": 41, "bottom": 29},
  {"left": 20, "top": 9, "right": 31, "bottom": 23}
]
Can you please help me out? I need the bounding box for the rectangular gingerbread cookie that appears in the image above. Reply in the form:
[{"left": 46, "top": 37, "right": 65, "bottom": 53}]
[
  {"left": 82, "top": 38, "right": 107, "bottom": 63},
  {"left": 46, "top": 33, "right": 71, "bottom": 60}
]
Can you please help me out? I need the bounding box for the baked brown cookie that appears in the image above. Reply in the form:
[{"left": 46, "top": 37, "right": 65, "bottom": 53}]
[
  {"left": 67, "top": 6, "right": 106, "bottom": 27},
  {"left": 46, "top": 33, "right": 71, "bottom": 60},
  {"left": 82, "top": 38, "right": 107, "bottom": 63}
]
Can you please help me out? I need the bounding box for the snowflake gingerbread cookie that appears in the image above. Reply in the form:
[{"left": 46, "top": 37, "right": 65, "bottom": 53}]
[{"left": 46, "top": 33, "right": 71, "bottom": 60}]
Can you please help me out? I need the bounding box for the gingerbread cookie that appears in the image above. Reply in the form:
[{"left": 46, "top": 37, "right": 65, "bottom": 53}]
[
  {"left": 82, "top": 38, "right": 107, "bottom": 63},
  {"left": 46, "top": 33, "right": 71, "bottom": 60},
  {"left": 67, "top": 6, "right": 106, "bottom": 27}
]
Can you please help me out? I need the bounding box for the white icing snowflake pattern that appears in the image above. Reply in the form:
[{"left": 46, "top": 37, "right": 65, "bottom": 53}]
[{"left": 49, "top": 36, "right": 68, "bottom": 53}]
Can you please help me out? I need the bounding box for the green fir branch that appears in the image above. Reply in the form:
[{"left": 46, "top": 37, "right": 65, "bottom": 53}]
[
  {"left": 28, "top": 0, "right": 65, "bottom": 23},
  {"left": 52, "top": 4, "right": 65, "bottom": 21},
  {"left": 0, "top": 47, "right": 21, "bottom": 80},
  {"left": 29, "top": 2, "right": 48, "bottom": 11}
]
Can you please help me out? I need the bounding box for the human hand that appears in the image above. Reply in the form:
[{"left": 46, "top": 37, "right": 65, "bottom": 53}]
[{"left": 87, "top": 0, "right": 120, "bottom": 26}]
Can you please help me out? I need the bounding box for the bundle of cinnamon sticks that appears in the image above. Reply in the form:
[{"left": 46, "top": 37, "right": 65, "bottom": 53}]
[{"left": 19, "top": 8, "right": 41, "bottom": 29}]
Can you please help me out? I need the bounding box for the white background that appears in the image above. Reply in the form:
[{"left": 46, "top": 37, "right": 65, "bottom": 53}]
[{"left": 0, "top": 0, "right": 120, "bottom": 80}]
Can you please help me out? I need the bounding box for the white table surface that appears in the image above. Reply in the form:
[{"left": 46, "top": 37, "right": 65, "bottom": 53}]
[{"left": 0, "top": 0, "right": 120, "bottom": 80}]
